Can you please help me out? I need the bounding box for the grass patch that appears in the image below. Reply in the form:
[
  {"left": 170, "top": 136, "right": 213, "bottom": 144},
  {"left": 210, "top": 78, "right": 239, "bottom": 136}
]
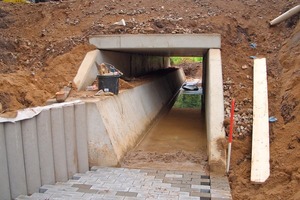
[
  {"left": 170, "top": 57, "right": 203, "bottom": 65},
  {"left": 173, "top": 94, "right": 201, "bottom": 108}
]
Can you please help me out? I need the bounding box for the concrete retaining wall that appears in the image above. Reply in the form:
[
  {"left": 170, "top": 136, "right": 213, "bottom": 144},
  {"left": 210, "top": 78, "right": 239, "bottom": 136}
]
[
  {"left": 85, "top": 69, "right": 185, "bottom": 166},
  {"left": 0, "top": 68, "right": 185, "bottom": 199},
  {"left": 0, "top": 103, "right": 89, "bottom": 200}
]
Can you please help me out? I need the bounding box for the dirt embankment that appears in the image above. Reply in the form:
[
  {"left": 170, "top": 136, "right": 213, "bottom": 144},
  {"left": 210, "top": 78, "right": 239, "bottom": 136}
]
[{"left": 0, "top": 1, "right": 299, "bottom": 199}]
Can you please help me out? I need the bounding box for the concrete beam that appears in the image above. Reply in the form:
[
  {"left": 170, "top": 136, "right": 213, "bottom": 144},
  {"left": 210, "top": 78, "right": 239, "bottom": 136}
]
[
  {"left": 63, "top": 104, "right": 78, "bottom": 178},
  {"left": 205, "top": 49, "right": 226, "bottom": 173},
  {"left": 89, "top": 34, "right": 221, "bottom": 56},
  {"left": 51, "top": 107, "right": 68, "bottom": 182},
  {"left": 21, "top": 118, "right": 42, "bottom": 194},
  {"left": 74, "top": 102, "right": 89, "bottom": 173},
  {"left": 0, "top": 123, "right": 11, "bottom": 200},
  {"left": 5, "top": 122, "right": 27, "bottom": 199},
  {"left": 37, "top": 110, "right": 55, "bottom": 185}
]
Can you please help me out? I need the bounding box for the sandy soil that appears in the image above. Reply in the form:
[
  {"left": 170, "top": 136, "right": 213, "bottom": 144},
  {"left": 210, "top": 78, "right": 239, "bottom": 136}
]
[{"left": 0, "top": 0, "right": 299, "bottom": 199}]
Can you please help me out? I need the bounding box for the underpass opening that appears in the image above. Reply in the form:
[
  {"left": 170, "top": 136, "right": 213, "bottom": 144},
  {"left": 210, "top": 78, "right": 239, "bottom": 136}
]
[{"left": 76, "top": 34, "right": 225, "bottom": 172}]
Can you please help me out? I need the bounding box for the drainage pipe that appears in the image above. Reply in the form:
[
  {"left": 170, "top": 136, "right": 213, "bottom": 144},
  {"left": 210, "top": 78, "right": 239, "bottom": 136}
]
[{"left": 270, "top": 5, "right": 300, "bottom": 26}]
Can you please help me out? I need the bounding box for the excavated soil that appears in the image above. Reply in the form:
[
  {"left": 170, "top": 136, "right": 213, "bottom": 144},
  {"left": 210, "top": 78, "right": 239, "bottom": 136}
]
[{"left": 0, "top": 1, "right": 299, "bottom": 199}]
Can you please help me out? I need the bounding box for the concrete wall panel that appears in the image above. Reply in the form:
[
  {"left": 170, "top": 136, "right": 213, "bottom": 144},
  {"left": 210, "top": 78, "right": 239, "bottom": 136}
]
[
  {"left": 51, "top": 107, "right": 68, "bottom": 182},
  {"left": 86, "top": 102, "right": 118, "bottom": 166},
  {"left": 0, "top": 123, "right": 11, "bottom": 200},
  {"left": 21, "top": 118, "right": 42, "bottom": 194},
  {"left": 63, "top": 105, "right": 78, "bottom": 179},
  {"left": 5, "top": 122, "right": 27, "bottom": 199},
  {"left": 37, "top": 110, "right": 55, "bottom": 185},
  {"left": 74, "top": 102, "right": 89, "bottom": 173}
]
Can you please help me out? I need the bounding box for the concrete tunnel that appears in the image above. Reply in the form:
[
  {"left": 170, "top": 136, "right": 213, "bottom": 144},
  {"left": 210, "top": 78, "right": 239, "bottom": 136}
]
[{"left": 74, "top": 34, "right": 226, "bottom": 172}]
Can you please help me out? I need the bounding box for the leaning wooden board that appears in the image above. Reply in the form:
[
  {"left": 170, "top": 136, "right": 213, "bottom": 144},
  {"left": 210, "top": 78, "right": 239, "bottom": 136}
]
[{"left": 251, "top": 58, "right": 270, "bottom": 183}]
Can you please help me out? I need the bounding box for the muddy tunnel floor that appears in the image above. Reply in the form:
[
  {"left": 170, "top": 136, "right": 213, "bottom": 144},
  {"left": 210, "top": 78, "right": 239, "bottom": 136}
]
[{"left": 121, "top": 105, "right": 208, "bottom": 173}]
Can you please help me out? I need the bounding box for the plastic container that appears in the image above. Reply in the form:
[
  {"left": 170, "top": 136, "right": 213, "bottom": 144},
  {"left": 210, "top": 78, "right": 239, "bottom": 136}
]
[{"left": 97, "top": 75, "right": 120, "bottom": 95}]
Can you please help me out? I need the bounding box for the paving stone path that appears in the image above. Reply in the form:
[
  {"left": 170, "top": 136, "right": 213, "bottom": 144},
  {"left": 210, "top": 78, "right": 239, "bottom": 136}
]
[{"left": 17, "top": 167, "right": 231, "bottom": 200}]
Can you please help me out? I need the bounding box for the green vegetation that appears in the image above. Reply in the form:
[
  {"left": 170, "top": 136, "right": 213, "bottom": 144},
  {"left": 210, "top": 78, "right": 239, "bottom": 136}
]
[
  {"left": 170, "top": 57, "right": 203, "bottom": 65},
  {"left": 173, "top": 94, "right": 201, "bottom": 108}
]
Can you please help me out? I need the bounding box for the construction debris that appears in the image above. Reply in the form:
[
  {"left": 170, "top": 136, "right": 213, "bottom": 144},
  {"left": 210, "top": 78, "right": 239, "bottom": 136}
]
[
  {"left": 113, "top": 19, "right": 126, "bottom": 26},
  {"left": 270, "top": 5, "right": 300, "bottom": 26},
  {"left": 55, "top": 86, "right": 72, "bottom": 103}
]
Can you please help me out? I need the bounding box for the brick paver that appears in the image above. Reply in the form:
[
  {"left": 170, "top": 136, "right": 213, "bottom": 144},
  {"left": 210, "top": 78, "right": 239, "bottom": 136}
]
[{"left": 17, "top": 167, "right": 232, "bottom": 200}]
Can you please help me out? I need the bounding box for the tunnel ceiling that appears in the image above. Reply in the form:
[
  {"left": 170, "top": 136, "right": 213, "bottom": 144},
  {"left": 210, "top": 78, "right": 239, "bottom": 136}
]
[{"left": 89, "top": 34, "right": 221, "bottom": 57}]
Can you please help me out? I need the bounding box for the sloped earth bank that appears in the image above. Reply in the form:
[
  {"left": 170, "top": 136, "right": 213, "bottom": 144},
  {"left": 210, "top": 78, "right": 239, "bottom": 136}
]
[{"left": 0, "top": 1, "right": 299, "bottom": 199}]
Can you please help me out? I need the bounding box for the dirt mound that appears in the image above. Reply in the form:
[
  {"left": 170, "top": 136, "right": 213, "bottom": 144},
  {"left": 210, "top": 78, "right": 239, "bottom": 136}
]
[
  {"left": 0, "top": 0, "right": 299, "bottom": 199},
  {"left": 175, "top": 62, "right": 202, "bottom": 80},
  {"left": 121, "top": 150, "right": 208, "bottom": 172}
]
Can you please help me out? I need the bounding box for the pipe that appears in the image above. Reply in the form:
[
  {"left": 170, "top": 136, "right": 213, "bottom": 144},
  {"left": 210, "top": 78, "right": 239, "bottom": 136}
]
[{"left": 270, "top": 5, "right": 300, "bottom": 26}]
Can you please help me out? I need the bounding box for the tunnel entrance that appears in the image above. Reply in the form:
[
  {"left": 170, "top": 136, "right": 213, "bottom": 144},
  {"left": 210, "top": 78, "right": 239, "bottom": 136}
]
[{"left": 75, "top": 34, "right": 226, "bottom": 172}]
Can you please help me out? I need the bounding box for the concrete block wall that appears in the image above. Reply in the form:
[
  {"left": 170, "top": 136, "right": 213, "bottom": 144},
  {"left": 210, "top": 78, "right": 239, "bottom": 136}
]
[{"left": 0, "top": 103, "right": 89, "bottom": 200}]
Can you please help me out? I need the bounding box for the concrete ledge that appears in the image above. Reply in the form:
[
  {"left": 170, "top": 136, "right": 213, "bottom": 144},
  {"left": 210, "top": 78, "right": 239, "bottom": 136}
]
[
  {"left": 205, "top": 49, "right": 226, "bottom": 173},
  {"left": 84, "top": 69, "right": 185, "bottom": 166}
]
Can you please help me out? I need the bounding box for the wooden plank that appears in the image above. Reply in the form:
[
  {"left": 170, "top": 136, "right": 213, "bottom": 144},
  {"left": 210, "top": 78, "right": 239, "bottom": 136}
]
[{"left": 251, "top": 58, "right": 270, "bottom": 183}]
